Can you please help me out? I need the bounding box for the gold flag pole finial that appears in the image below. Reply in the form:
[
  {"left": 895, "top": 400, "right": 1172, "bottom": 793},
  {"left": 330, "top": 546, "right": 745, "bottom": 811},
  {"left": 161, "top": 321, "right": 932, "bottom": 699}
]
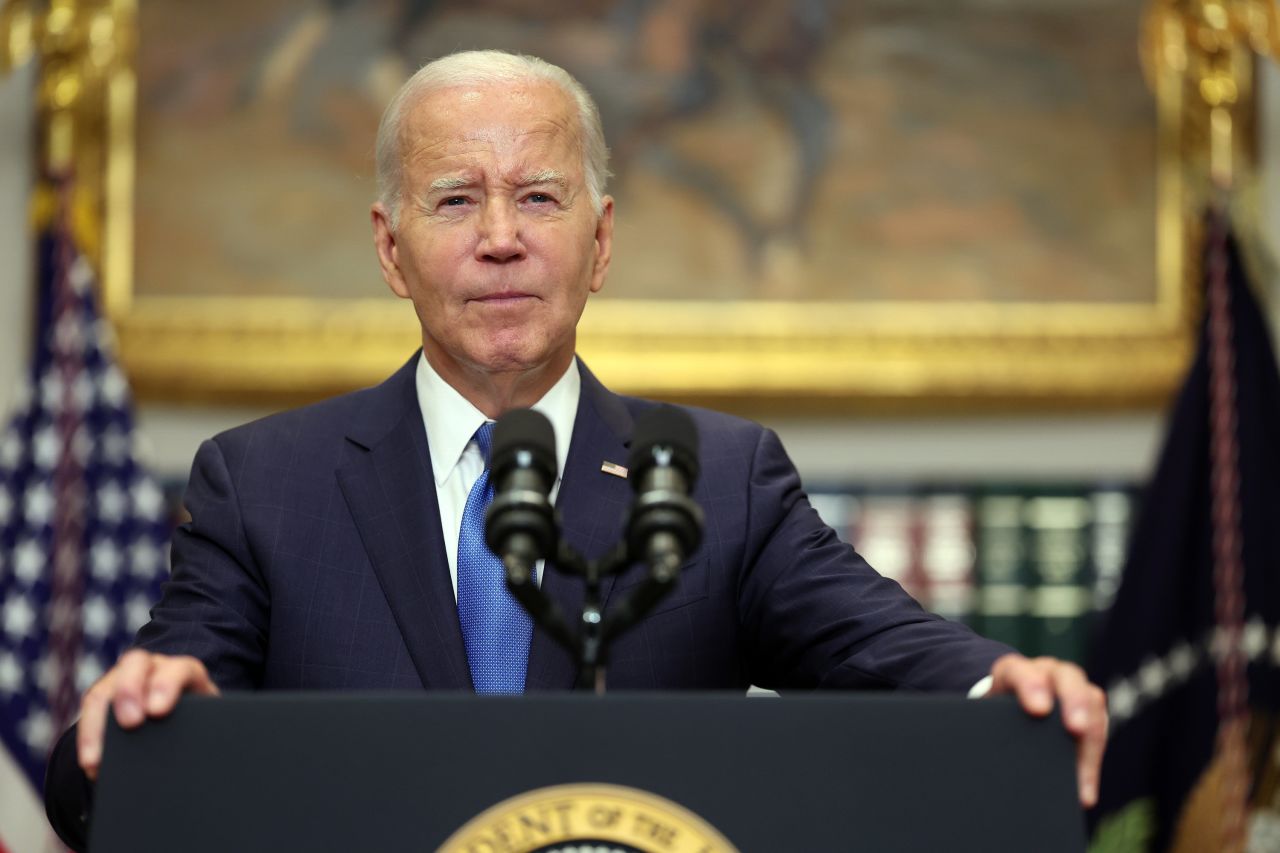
[
  {"left": 1145, "top": 0, "right": 1280, "bottom": 203},
  {"left": 3, "top": 0, "right": 136, "bottom": 263}
]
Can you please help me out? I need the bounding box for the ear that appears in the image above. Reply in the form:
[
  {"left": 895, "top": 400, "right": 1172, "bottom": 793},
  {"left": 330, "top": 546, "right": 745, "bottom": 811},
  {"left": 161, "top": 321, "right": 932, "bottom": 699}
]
[
  {"left": 588, "top": 196, "right": 614, "bottom": 294},
  {"left": 371, "top": 202, "right": 411, "bottom": 299}
]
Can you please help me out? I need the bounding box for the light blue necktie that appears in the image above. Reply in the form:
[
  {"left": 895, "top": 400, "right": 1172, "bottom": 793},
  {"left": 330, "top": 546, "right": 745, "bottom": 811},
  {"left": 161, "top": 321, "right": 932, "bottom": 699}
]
[{"left": 457, "top": 421, "right": 534, "bottom": 693}]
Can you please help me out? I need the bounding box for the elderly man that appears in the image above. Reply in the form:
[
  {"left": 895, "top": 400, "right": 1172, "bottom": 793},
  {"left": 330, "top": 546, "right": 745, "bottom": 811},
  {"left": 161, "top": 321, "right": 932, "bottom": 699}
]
[{"left": 46, "top": 50, "right": 1106, "bottom": 848}]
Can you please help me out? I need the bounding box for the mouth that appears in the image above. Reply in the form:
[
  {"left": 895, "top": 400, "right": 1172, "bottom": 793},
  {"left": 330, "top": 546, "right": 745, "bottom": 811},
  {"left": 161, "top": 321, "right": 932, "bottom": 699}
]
[{"left": 471, "top": 291, "right": 537, "bottom": 305}]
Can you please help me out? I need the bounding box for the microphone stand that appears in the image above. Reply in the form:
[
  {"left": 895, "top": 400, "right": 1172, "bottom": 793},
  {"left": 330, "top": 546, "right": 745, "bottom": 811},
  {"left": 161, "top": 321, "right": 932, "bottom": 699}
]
[
  {"left": 492, "top": 405, "right": 703, "bottom": 694},
  {"left": 502, "top": 538, "right": 685, "bottom": 695}
]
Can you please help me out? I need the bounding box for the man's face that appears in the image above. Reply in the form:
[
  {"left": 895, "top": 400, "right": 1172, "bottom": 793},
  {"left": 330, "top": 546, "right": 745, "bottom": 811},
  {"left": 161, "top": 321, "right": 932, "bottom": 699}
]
[{"left": 372, "top": 81, "right": 613, "bottom": 381}]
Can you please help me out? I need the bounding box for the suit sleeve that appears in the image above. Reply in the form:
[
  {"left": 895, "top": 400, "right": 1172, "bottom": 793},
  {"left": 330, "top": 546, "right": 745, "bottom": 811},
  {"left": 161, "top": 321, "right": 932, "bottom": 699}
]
[
  {"left": 735, "top": 427, "right": 1014, "bottom": 692},
  {"left": 133, "top": 436, "right": 271, "bottom": 689}
]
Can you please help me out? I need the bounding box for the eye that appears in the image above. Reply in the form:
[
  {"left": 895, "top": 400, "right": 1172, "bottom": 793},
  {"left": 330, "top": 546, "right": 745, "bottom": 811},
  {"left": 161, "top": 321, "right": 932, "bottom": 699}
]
[
  {"left": 442, "top": 196, "right": 468, "bottom": 207},
  {"left": 526, "top": 192, "right": 554, "bottom": 204}
]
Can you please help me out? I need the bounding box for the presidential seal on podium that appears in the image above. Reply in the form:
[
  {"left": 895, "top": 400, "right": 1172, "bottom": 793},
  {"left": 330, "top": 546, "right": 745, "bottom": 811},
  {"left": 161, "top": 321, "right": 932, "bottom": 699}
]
[{"left": 438, "top": 783, "right": 738, "bottom": 853}]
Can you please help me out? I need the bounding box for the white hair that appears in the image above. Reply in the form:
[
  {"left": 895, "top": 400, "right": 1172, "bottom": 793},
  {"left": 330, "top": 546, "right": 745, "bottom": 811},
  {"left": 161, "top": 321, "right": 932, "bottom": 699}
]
[{"left": 375, "top": 50, "right": 611, "bottom": 229}]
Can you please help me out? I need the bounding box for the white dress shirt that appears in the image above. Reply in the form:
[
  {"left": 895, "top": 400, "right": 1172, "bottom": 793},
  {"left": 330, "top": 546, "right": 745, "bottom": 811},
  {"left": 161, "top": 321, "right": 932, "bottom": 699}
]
[
  {"left": 414, "top": 352, "right": 580, "bottom": 600},
  {"left": 415, "top": 351, "right": 996, "bottom": 693}
]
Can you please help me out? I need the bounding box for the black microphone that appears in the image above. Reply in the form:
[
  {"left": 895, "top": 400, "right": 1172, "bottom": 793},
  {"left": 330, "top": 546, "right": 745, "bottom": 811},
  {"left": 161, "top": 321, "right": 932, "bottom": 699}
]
[
  {"left": 626, "top": 405, "right": 704, "bottom": 575},
  {"left": 484, "top": 409, "right": 558, "bottom": 582}
]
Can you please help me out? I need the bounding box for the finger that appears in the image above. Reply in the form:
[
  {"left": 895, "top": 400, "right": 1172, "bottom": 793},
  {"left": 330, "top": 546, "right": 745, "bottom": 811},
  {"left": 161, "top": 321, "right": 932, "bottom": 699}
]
[
  {"left": 1048, "top": 662, "right": 1093, "bottom": 734},
  {"left": 991, "top": 654, "right": 1053, "bottom": 716},
  {"left": 145, "top": 657, "right": 219, "bottom": 717},
  {"left": 1041, "top": 663, "right": 1107, "bottom": 806},
  {"left": 992, "top": 655, "right": 1110, "bottom": 807},
  {"left": 1072, "top": 685, "right": 1108, "bottom": 808},
  {"left": 76, "top": 670, "right": 119, "bottom": 781},
  {"left": 109, "top": 649, "right": 156, "bottom": 729}
]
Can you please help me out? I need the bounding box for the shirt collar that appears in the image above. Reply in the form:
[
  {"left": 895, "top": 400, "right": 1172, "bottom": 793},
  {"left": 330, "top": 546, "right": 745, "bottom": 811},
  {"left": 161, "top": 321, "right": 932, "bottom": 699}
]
[{"left": 415, "top": 352, "right": 580, "bottom": 486}]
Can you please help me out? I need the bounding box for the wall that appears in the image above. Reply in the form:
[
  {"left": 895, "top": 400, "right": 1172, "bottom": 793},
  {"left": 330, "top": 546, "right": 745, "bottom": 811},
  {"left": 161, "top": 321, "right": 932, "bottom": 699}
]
[
  {"left": 0, "top": 62, "right": 32, "bottom": 409},
  {"left": 6, "top": 59, "right": 1280, "bottom": 487}
]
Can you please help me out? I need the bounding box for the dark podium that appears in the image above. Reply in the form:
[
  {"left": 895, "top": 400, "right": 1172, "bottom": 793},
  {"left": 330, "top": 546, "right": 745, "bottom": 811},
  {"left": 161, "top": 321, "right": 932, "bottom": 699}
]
[{"left": 89, "top": 692, "right": 1085, "bottom": 852}]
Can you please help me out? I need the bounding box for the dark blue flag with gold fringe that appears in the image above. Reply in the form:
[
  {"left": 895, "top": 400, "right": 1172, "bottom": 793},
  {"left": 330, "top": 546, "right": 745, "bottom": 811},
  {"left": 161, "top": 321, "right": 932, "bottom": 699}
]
[{"left": 1087, "top": 213, "right": 1280, "bottom": 852}]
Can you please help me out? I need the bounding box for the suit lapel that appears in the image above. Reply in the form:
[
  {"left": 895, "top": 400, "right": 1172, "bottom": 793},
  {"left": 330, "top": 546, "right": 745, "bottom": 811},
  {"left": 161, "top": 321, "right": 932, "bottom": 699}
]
[
  {"left": 525, "top": 361, "right": 635, "bottom": 691},
  {"left": 336, "top": 356, "right": 472, "bottom": 690}
]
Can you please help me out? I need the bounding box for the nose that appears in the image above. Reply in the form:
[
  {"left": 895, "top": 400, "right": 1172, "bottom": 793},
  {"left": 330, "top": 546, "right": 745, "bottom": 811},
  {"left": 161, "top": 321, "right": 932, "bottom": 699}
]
[{"left": 475, "top": 199, "right": 525, "bottom": 263}]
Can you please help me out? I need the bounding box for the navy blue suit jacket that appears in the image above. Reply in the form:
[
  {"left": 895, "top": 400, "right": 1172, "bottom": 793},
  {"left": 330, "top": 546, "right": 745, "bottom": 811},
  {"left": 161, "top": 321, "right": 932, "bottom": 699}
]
[
  {"left": 46, "top": 354, "right": 1011, "bottom": 849},
  {"left": 137, "top": 354, "right": 1007, "bottom": 693}
]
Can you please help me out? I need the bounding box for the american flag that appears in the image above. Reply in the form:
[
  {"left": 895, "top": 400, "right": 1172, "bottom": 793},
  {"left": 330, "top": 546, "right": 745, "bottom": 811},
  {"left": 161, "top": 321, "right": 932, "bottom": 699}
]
[{"left": 0, "top": 195, "right": 170, "bottom": 852}]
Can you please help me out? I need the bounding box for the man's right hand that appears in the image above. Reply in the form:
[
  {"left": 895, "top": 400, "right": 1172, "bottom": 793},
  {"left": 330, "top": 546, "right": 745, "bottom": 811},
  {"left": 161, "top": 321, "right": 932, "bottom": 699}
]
[{"left": 76, "top": 650, "right": 219, "bottom": 780}]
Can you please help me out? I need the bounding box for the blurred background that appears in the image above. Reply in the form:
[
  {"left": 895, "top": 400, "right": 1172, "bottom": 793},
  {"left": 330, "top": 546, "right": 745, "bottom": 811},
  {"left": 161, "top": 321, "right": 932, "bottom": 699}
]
[
  {"left": 1, "top": 1, "right": 1279, "bottom": 851},
  {"left": 4, "top": 0, "right": 1276, "bottom": 664}
]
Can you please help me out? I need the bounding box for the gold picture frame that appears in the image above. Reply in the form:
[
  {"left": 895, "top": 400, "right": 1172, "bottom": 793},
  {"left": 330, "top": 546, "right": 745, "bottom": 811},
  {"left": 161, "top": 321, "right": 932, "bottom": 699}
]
[{"left": 4, "top": 0, "right": 1278, "bottom": 411}]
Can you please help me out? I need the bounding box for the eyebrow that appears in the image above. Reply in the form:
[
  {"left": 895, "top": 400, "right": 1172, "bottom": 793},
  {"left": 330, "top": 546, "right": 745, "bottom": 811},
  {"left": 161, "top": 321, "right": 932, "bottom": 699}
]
[
  {"left": 427, "top": 176, "right": 473, "bottom": 192},
  {"left": 425, "top": 171, "right": 568, "bottom": 193},
  {"left": 516, "top": 170, "right": 568, "bottom": 188}
]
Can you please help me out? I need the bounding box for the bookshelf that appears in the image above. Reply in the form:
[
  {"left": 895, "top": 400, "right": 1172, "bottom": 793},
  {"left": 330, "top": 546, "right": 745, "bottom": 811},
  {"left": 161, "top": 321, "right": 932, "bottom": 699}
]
[{"left": 809, "top": 481, "right": 1138, "bottom": 666}]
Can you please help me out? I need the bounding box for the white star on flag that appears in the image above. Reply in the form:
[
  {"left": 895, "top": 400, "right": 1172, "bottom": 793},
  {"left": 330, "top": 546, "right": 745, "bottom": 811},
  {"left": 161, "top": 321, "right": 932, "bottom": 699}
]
[
  {"left": 126, "top": 593, "right": 155, "bottom": 634},
  {"left": 75, "top": 654, "right": 104, "bottom": 694},
  {"left": 96, "top": 481, "right": 127, "bottom": 524},
  {"left": 0, "top": 652, "right": 22, "bottom": 696},
  {"left": 99, "top": 365, "right": 129, "bottom": 408},
  {"left": 129, "top": 539, "right": 164, "bottom": 577},
  {"left": 32, "top": 424, "right": 59, "bottom": 471},
  {"left": 38, "top": 374, "right": 62, "bottom": 412},
  {"left": 2, "top": 598, "right": 36, "bottom": 640},
  {"left": 22, "top": 482, "right": 54, "bottom": 527},
  {"left": 90, "top": 538, "right": 122, "bottom": 582},
  {"left": 100, "top": 424, "right": 130, "bottom": 466},
  {"left": 13, "top": 539, "right": 45, "bottom": 585},
  {"left": 18, "top": 709, "right": 51, "bottom": 752},
  {"left": 131, "top": 478, "right": 164, "bottom": 518},
  {"left": 82, "top": 596, "right": 115, "bottom": 640}
]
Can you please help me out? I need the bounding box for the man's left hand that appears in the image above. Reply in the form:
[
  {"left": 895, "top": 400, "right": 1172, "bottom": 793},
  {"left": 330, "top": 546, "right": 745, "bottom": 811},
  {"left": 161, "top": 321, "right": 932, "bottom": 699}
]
[{"left": 988, "top": 653, "right": 1108, "bottom": 808}]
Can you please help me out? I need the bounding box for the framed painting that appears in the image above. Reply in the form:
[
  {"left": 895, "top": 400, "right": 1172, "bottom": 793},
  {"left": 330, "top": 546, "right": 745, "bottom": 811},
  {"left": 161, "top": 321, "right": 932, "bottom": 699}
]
[{"left": 6, "top": 0, "right": 1277, "bottom": 409}]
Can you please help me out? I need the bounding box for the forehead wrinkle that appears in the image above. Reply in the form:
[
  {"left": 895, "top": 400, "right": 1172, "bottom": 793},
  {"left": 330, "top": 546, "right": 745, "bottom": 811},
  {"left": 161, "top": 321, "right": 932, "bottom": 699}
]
[
  {"left": 398, "top": 85, "right": 586, "bottom": 192},
  {"left": 405, "top": 124, "right": 573, "bottom": 171}
]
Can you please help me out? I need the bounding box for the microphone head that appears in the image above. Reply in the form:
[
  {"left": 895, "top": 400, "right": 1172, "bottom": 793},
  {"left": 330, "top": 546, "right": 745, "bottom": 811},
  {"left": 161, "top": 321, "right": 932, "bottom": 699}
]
[
  {"left": 628, "top": 405, "right": 699, "bottom": 487},
  {"left": 491, "top": 408, "right": 557, "bottom": 491}
]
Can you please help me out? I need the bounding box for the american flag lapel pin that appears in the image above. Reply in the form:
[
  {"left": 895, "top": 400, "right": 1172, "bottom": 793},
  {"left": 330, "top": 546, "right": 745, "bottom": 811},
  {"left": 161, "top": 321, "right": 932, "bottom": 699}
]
[{"left": 600, "top": 461, "right": 628, "bottom": 479}]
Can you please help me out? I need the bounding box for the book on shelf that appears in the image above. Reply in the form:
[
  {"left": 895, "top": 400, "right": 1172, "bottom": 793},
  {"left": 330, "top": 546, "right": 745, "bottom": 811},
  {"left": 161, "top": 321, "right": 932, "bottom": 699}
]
[
  {"left": 917, "top": 493, "right": 975, "bottom": 625},
  {"left": 974, "top": 493, "right": 1030, "bottom": 652},
  {"left": 1024, "top": 493, "right": 1094, "bottom": 663}
]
